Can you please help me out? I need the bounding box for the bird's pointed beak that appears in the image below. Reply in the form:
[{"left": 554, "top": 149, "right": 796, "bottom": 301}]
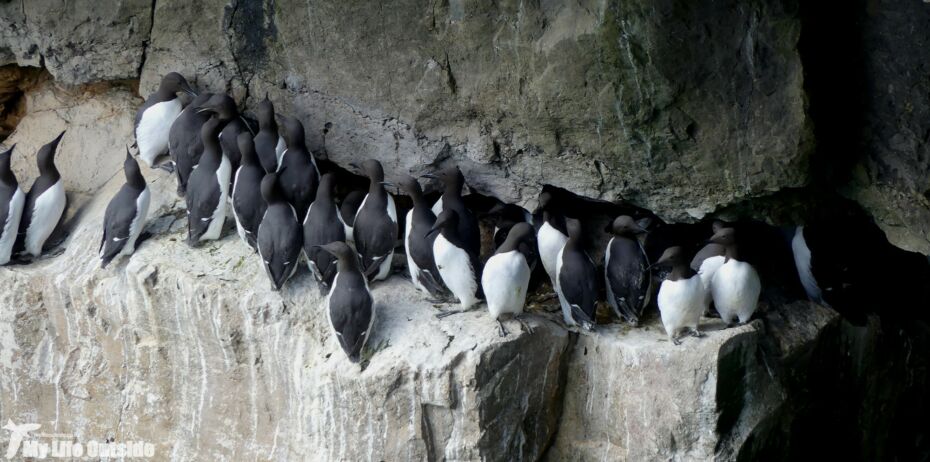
[
  {"left": 420, "top": 172, "right": 438, "bottom": 180},
  {"left": 380, "top": 181, "right": 395, "bottom": 188},
  {"left": 178, "top": 78, "right": 197, "bottom": 97}
]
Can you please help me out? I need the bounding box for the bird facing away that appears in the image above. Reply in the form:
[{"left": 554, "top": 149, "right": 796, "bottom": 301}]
[
  {"left": 319, "top": 241, "right": 375, "bottom": 364},
  {"left": 257, "top": 169, "right": 303, "bottom": 291},
  {"left": 482, "top": 222, "right": 536, "bottom": 336},
  {"left": 99, "top": 148, "right": 151, "bottom": 268}
]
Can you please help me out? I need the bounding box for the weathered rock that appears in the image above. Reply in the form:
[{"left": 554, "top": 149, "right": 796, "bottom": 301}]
[
  {"left": 139, "top": 0, "right": 810, "bottom": 221},
  {"left": 0, "top": 138, "right": 571, "bottom": 460},
  {"left": 841, "top": 0, "right": 930, "bottom": 255},
  {"left": 547, "top": 302, "right": 837, "bottom": 461},
  {"left": 0, "top": 0, "right": 151, "bottom": 85}
]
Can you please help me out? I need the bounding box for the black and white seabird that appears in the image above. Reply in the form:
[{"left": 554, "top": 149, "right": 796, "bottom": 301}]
[
  {"left": 318, "top": 241, "right": 375, "bottom": 364},
  {"left": 535, "top": 191, "right": 569, "bottom": 291},
  {"left": 430, "top": 209, "right": 482, "bottom": 312},
  {"left": 422, "top": 166, "right": 480, "bottom": 258},
  {"left": 277, "top": 115, "right": 319, "bottom": 220},
  {"left": 708, "top": 228, "right": 761, "bottom": 325},
  {"left": 99, "top": 148, "right": 151, "bottom": 268},
  {"left": 303, "top": 173, "right": 346, "bottom": 290},
  {"left": 15, "top": 131, "right": 67, "bottom": 258},
  {"left": 398, "top": 175, "right": 448, "bottom": 299},
  {"left": 185, "top": 117, "right": 231, "bottom": 245},
  {"left": 135, "top": 72, "right": 196, "bottom": 168},
  {"left": 253, "top": 95, "right": 285, "bottom": 173},
  {"left": 231, "top": 132, "right": 266, "bottom": 250},
  {"left": 554, "top": 217, "right": 597, "bottom": 331},
  {"left": 168, "top": 92, "right": 212, "bottom": 195},
  {"left": 257, "top": 169, "right": 303, "bottom": 291},
  {"left": 482, "top": 222, "right": 536, "bottom": 336},
  {"left": 340, "top": 190, "right": 365, "bottom": 245},
  {"left": 790, "top": 225, "right": 830, "bottom": 307},
  {"left": 486, "top": 201, "right": 533, "bottom": 250},
  {"left": 352, "top": 159, "right": 397, "bottom": 282},
  {"left": 197, "top": 93, "right": 251, "bottom": 182},
  {"left": 654, "top": 246, "right": 706, "bottom": 345},
  {"left": 604, "top": 215, "right": 651, "bottom": 325},
  {"left": 0, "top": 145, "right": 25, "bottom": 265},
  {"left": 690, "top": 220, "right": 729, "bottom": 308}
]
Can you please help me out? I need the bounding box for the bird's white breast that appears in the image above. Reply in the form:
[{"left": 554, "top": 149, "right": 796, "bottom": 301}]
[
  {"left": 657, "top": 276, "right": 704, "bottom": 335},
  {"left": 24, "top": 179, "right": 66, "bottom": 257},
  {"left": 137, "top": 99, "right": 182, "bottom": 167},
  {"left": 538, "top": 221, "right": 568, "bottom": 286},
  {"left": 433, "top": 233, "right": 477, "bottom": 308},
  {"left": 482, "top": 250, "right": 530, "bottom": 319},
  {"left": 0, "top": 188, "right": 25, "bottom": 264},
  {"left": 791, "top": 226, "right": 822, "bottom": 303}
]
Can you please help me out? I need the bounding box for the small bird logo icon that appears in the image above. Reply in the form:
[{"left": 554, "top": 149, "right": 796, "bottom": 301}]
[{"left": 3, "top": 420, "right": 41, "bottom": 459}]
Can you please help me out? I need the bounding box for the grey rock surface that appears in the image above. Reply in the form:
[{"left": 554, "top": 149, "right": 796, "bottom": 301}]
[
  {"left": 0, "top": 0, "right": 151, "bottom": 85},
  {"left": 138, "top": 0, "right": 811, "bottom": 221}
]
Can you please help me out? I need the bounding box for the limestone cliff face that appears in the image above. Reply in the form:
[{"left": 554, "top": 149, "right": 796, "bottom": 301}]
[{"left": 0, "top": 1, "right": 929, "bottom": 461}]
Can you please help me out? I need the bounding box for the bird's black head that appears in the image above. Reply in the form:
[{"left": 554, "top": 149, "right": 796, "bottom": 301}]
[
  {"left": 237, "top": 131, "right": 256, "bottom": 164},
  {"left": 196, "top": 94, "right": 237, "bottom": 121},
  {"left": 123, "top": 146, "right": 145, "bottom": 189},
  {"left": 711, "top": 219, "right": 728, "bottom": 233},
  {"left": 279, "top": 115, "right": 306, "bottom": 149},
  {"left": 317, "top": 241, "right": 355, "bottom": 262},
  {"left": 397, "top": 175, "right": 423, "bottom": 198},
  {"left": 0, "top": 144, "right": 16, "bottom": 185},
  {"left": 421, "top": 165, "right": 463, "bottom": 189},
  {"left": 654, "top": 246, "right": 687, "bottom": 269},
  {"left": 37, "top": 131, "right": 66, "bottom": 175},
  {"left": 159, "top": 72, "right": 196, "bottom": 97},
  {"left": 200, "top": 116, "right": 224, "bottom": 142},
  {"left": 356, "top": 159, "right": 385, "bottom": 183},
  {"left": 500, "top": 222, "right": 534, "bottom": 251},
  {"left": 708, "top": 227, "right": 737, "bottom": 246},
  {"left": 261, "top": 170, "right": 284, "bottom": 204},
  {"left": 608, "top": 215, "right": 647, "bottom": 237},
  {"left": 256, "top": 94, "right": 276, "bottom": 128},
  {"left": 535, "top": 191, "right": 556, "bottom": 214},
  {"left": 565, "top": 217, "right": 584, "bottom": 240},
  {"left": 318, "top": 173, "right": 337, "bottom": 199}
]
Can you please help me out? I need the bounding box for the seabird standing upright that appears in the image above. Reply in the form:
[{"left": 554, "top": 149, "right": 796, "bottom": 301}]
[
  {"left": 482, "top": 222, "right": 536, "bottom": 336},
  {"left": 168, "top": 92, "right": 212, "bottom": 195},
  {"left": 535, "top": 191, "right": 569, "bottom": 291},
  {"left": 303, "top": 173, "right": 346, "bottom": 290},
  {"left": 554, "top": 217, "right": 598, "bottom": 331},
  {"left": 277, "top": 115, "right": 319, "bottom": 219},
  {"left": 257, "top": 169, "right": 303, "bottom": 291},
  {"left": 398, "top": 175, "right": 447, "bottom": 299},
  {"left": 231, "top": 132, "right": 266, "bottom": 250},
  {"left": 185, "top": 117, "right": 230, "bottom": 245},
  {"left": 0, "top": 145, "right": 25, "bottom": 265},
  {"left": 197, "top": 93, "right": 251, "bottom": 182},
  {"left": 352, "top": 159, "right": 397, "bottom": 282},
  {"left": 15, "top": 131, "right": 67, "bottom": 258},
  {"left": 690, "top": 220, "right": 730, "bottom": 310},
  {"left": 253, "top": 95, "right": 285, "bottom": 173},
  {"left": 604, "top": 215, "right": 650, "bottom": 325},
  {"left": 791, "top": 225, "right": 830, "bottom": 307},
  {"left": 318, "top": 241, "right": 375, "bottom": 364},
  {"left": 422, "top": 166, "right": 480, "bottom": 258},
  {"left": 340, "top": 189, "right": 365, "bottom": 246},
  {"left": 135, "top": 72, "right": 196, "bottom": 168},
  {"left": 430, "top": 209, "right": 482, "bottom": 312},
  {"left": 654, "top": 246, "right": 706, "bottom": 345},
  {"left": 708, "top": 228, "right": 762, "bottom": 325},
  {"left": 99, "top": 148, "right": 151, "bottom": 268}
]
